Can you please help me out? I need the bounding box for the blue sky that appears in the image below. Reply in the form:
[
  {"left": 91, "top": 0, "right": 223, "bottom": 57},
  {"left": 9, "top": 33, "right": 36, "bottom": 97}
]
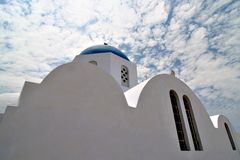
[{"left": 0, "top": 0, "right": 240, "bottom": 131}]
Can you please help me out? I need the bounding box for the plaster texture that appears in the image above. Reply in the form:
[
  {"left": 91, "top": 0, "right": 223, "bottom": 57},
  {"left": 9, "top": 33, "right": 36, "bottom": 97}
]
[
  {"left": 0, "top": 61, "right": 239, "bottom": 160},
  {"left": 74, "top": 53, "right": 138, "bottom": 91}
]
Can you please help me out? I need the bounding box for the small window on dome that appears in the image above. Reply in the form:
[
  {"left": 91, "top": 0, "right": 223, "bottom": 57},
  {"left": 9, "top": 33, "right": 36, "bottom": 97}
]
[
  {"left": 89, "top": 60, "right": 97, "bottom": 65},
  {"left": 121, "top": 65, "right": 129, "bottom": 87}
]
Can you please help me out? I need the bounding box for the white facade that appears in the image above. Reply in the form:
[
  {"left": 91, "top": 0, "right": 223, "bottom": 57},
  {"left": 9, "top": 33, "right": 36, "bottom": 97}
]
[
  {"left": 73, "top": 52, "right": 138, "bottom": 91},
  {"left": 0, "top": 45, "right": 239, "bottom": 160}
]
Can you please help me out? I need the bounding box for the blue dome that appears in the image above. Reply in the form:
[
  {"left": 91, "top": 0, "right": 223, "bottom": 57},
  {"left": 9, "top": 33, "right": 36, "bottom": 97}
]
[{"left": 81, "top": 44, "right": 129, "bottom": 61}]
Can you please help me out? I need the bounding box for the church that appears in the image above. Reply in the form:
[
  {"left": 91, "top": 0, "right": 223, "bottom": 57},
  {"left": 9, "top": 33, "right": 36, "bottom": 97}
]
[{"left": 0, "top": 44, "right": 239, "bottom": 160}]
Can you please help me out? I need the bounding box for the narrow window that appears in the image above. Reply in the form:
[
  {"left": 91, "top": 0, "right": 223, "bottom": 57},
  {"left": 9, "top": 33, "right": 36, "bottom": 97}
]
[
  {"left": 224, "top": 123, "right": 236, "bottom": 150},
  {"left": 121, "top": 65, "right": 129, "bottom": 87},
  {"left": 170, "top": 90, "right": 190, "bottom": 151},
  {"left": 183, "top": 96, "right": 203, "bottom": 151},
  {"left": 89, "top": 60, "right": 97, "bottom": 65}
]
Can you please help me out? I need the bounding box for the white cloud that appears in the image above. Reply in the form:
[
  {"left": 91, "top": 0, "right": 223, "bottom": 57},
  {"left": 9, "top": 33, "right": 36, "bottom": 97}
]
[{"left": 143, "top": 1, "right": 168, "bottom": 25}]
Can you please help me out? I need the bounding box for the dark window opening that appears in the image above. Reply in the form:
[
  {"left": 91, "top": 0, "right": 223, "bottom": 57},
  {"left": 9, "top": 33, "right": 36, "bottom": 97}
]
[
  {"left": 183, "top": 96, "right": 203, "bottom": 151},
  {"left": 170, "top": 90, "right": 190, "bottom": 151},
  {"left": 121, "top": 65, "right": 129, "bottom": 87},
  {"left": 224, "top": 123, "right": 236, "bottom": 150},
  {"left": 89, "top": 60, "right": 97, "bottom": 65}
]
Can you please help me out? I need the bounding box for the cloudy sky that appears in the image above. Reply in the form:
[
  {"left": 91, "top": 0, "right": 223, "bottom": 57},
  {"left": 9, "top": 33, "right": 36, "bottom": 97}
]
[{"left": 0, "top": 0, "right": 240, "bottom": 131}]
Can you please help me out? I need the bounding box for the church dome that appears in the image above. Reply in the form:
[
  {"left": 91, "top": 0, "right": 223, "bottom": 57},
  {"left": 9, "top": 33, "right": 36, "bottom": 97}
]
[{"left": 81, "top": 44, "right": 130, "bottom": 61}]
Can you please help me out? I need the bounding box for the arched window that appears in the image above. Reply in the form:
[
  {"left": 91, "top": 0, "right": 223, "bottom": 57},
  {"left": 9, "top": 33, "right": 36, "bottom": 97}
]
[
  {"left": 224, "top": 123, "right": 236, "bottom": 150},
  {"left": 170, "top": 90, "right": 190, "bottom": 151},
  {"left": 89, "top": 60, "right": 97, "bottom": 65},
  {"left": 183, "top": 96, "right": 203, "bottom": 151},
  {"left": 121, "top": 65, "right": 129, "bottom": 87}
]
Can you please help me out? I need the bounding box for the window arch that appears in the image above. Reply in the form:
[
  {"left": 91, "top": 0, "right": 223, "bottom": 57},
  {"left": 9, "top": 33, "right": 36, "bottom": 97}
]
[
  {"left": 224, "top": 123, "right": 236, "bottom": 150},
  {"left": 121, "top": 65, "right": 129, "bottom": 87},
  {"left": 170, "top": 90, "right": 190, "bottom": 151},
  {"left": 89, "top": 60, "right": 97, "bottom": 65},
  {"left": 183, "top": 95, "right": 203, "bottom": 151}
]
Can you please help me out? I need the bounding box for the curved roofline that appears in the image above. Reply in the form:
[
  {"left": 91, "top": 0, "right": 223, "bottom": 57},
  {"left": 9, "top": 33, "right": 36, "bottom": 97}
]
[
  {"left": 81, "top": 45, "right": 130, "bottom": 61},
  {"left": 124, "top": 74, "right": 205, "bottom": 108}
]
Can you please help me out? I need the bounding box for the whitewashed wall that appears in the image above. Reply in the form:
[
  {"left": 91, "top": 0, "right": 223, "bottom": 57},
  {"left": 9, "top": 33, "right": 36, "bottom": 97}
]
[{"left": 0, "top": 61, "right": 239, "bottom": 160}]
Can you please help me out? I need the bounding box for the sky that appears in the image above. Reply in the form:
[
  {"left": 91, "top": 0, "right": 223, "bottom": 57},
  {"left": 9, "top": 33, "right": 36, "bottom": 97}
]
[{"left": 0, "top": 0, "right": 240, "bottom": 131}]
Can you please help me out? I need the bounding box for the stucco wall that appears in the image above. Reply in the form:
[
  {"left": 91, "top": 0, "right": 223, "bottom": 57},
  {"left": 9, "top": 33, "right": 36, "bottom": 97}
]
[
  {"left": 110, "top": 53, "right": 138, "bottom": 90},
  {"left": 74, "top": 53, "right": 138, "bottom": 91},
  {"left": 0, "top": 114, "right": 2, "bottom": 122},
  {"left": 0, "top": 61, "right": 239, "bottom": 160}
]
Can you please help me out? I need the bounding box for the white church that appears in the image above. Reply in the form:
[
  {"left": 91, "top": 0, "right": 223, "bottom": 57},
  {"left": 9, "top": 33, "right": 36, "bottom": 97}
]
[{"left": 0, "top": 44, "right": 239, "bottom": 160}]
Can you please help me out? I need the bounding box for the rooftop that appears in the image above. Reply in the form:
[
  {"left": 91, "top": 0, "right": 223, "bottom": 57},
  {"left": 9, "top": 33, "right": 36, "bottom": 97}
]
[{"left": 81, "top": 44, "right": 130, "bottom": 61}]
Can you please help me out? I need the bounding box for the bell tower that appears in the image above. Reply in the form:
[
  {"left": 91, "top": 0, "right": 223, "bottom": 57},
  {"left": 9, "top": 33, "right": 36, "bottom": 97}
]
[{"left": 73, "top": 44, "right": 138, "bottom": 91}]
